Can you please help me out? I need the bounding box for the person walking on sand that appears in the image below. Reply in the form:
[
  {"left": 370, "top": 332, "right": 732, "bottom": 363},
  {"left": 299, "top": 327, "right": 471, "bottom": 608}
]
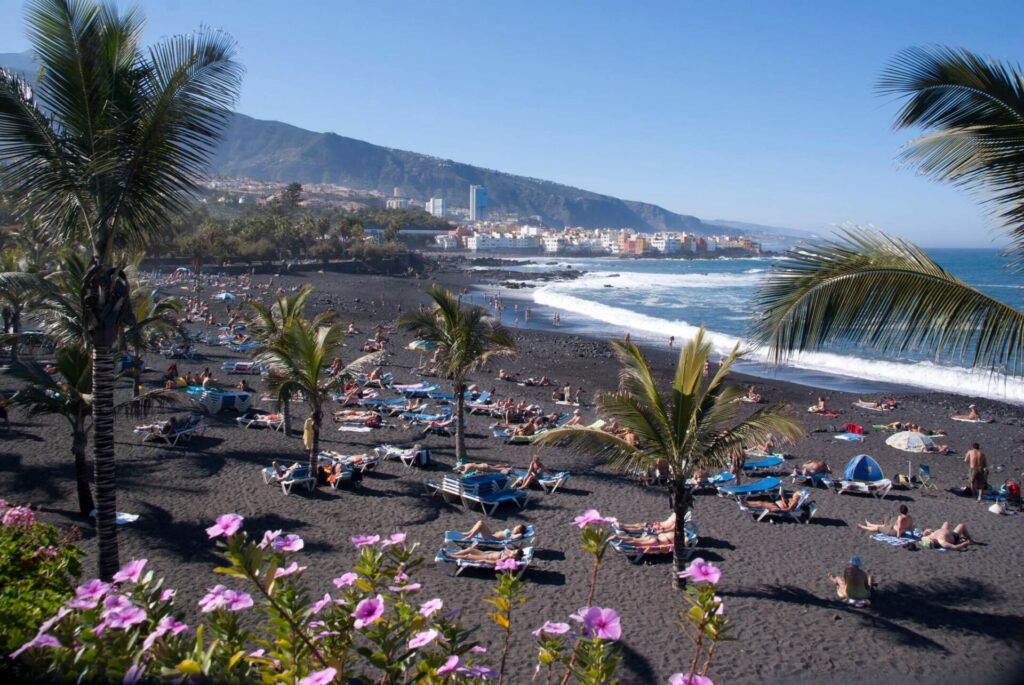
[{"left": 965, "top": 443, "right": 988, "bottom": 502}]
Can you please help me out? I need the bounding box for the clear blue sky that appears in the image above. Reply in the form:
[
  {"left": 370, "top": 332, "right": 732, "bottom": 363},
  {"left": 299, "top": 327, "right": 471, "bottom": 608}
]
[{"left": 1, "top": 0, "right": 1022, "bottom": 247}]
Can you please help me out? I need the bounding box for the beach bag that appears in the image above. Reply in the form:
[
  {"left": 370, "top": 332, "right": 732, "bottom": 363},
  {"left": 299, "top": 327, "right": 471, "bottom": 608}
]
[
  {"left": 415, "top": 447, "right": 430, "bottom": 467},
  {"left": 1003, "top": 480, "right": 1020, "bottom": 499}
]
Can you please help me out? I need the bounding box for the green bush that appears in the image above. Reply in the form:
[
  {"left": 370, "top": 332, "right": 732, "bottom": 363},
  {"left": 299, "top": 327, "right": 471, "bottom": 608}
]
[{"left": 0, "top": 502, "right": 82, "bottom": 654}]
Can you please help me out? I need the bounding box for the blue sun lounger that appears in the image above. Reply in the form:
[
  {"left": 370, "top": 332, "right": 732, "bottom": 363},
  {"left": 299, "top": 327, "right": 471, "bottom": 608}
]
[
  {"left": 736, "top": 488, "right": 817, "bottom": 523},
  {"left": 434, "top": 546, "right": 534, "bottom": 577},
  {"left": 609, "top": 529, "right": 698, "bottom": 564},
  {"left": 425, "top": 473, "right": 529, "bottom": 516},
  {"left": 691, "top": 471, "right": 735, "bottom": 490},
  {"left": 717, "top": 476, "right": 783, "bottom": 500},
  {"left": 261, "top": 464, "right": 316, "bottom": 495},
  {"left": 508, "top": 468, "right": 570, "bottom": 493},
  {"left": 443, "top": 524, "right": 536, "bottom": 549},
  {"left": 742, "top": 456, "right": 785, "bottom": 473}
]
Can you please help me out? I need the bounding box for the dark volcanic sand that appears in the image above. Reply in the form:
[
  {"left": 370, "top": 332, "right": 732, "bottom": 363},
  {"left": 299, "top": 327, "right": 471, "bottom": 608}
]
[{"left": 2, "top": 266, "right": 1023, "bottom": 685}]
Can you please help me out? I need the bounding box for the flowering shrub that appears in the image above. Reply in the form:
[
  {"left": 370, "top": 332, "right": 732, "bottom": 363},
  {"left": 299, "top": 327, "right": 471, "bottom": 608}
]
[
  {"left": 0, "top": 500, "right": 81, "bottom": 656},
  {"left": 669, "top": 557, "right": 733, "bottom": 685}
]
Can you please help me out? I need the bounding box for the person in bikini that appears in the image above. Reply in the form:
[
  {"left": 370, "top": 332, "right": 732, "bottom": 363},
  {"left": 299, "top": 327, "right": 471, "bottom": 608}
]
[
  {"left": 612, "top": 529, "right": 675, "bottom": 546},
  {"left": 857, "top": 504, "right": 914, "bottom": 538},
  {"left": 517, "top": 456, "right": 548, "bottom": 489},
  {"left": 564, "top": 409, "right": 583, "bottom": 426},
  {"left": 828, "top": 556, "right": 873, "bottom": 601},
  {"left": 459, "top": 521, "right": 528, "bottom": 540},
  {"left": 793, "top": 460, "right": 831, "bottom": 477},
  {"left": 615, "top": 512, "right": 676, "bottom": 534},
  {"left": 742, "top": 490, "right": 804, "bottom": 513},
  {"left": 454, "top": 462, "right": 512, "bottom": 475},
  {"left": 447, "top": 547, "right": 524, "bottom": 563}
]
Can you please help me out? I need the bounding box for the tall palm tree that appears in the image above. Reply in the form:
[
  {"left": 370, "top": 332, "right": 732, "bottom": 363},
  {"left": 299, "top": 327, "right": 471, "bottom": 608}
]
[
  {"left": 6, "top": 346, "right": 180, "bottom": 516},
  {"left": 245, "top": 285, "right": 331, "bottom": 435},
  {"left": 123, "top": 289, "right": 182, "bottom": 396},
  {"left": 535, "top": 330, "right": 802, "bottom": 584},
  {"left": 399, "top": 287, "right": 516, "bottom": 463},
  {"left": 0, "top": 0, "right": 242, "bottom": 578},
  {"left": 256, "top": 317, "right": 345, "bottom": 477},
  {"left": 754, "top": 47, "right": 1024, "bottom": 374}
]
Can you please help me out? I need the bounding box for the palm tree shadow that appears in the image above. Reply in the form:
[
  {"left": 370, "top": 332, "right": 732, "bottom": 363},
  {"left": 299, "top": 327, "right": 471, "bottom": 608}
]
[{"left": 619, "top": 642, "right": 657, "bottom": 685}]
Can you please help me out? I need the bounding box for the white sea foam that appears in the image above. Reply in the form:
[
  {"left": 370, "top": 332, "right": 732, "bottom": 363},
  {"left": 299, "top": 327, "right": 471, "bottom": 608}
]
[
  {"left": 559, "top": 270, "right": 766, "bottom": 291},
  {"left": 534, "top": 285, "right": 1024, "bottom": 403}
]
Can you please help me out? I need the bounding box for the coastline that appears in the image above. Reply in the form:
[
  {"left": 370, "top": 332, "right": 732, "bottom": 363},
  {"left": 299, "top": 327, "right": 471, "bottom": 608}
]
[{"left": 3, "top": 267, "right": 1022, "bottom": 684}]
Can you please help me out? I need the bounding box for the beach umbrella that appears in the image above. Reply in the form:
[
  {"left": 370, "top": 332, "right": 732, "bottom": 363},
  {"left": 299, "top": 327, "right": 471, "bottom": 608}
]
[
  {"left": 175, "top": 266, "right": 190, "bottom": 273},
  {"left": 885, "top": 431, "right": 933, "bottom": 453},
  {"left": 407, "top": 339, "right": 436, "bottom": 351},
  {"left": 213, "top": 292, "right": 237, "bottom": 301}
]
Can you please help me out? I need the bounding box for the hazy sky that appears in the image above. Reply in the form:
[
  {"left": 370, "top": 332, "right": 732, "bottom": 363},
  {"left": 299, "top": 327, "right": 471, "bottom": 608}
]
[{"left": 1, "top": 0, "right": 1021, "bottom": 247}]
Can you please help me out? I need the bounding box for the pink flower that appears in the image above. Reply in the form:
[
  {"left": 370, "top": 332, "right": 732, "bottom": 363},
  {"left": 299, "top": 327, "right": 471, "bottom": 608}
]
[
  {"left": 408, "top": 629, "right": 439, "bottom": 649},
  {"left": 142, "top": 616, "right": 189, "bottom": 651},
  {"left": 159, "top": 589, "right": 176, "bottom": 602},
  {"left": 310, "top": 593, "right": 335, "bottom": 615},
  {"left": 249, "top": 648, "right": 266, "bottom": 657},
  {"left": 470, "top": 645, "right": 487, "bottom": 654},
  {"left": 677, "top": 558, "right": 721, "bottom": 586},
  {"left": 333, "top": 573, "right": 358, "bottom": 588},
  {"left": 711, "top": 596, "right": 723, "bottom": 616},
  {"left": 388, "top": 583, "right": 422, "bottom": 593},
  {"left": 298, "top": 667, "right": 337, "bottom": 685},
  {"left": 578, "top": 607, "right": 621, "bottom": 641},
  {"left": 351, "top": 534, "right": 380, "bottom": 548},
  {"left": 112, "top": 559, "right": 147, "bottom": 584},
  {"left": 2, "top": 505, "right": 35, "bottom": 529},
  {"left": 75, "top": 578, "right": 110, "bottom": 602},
  {"left": 123, "top": 663, "right": 145, "bottom": 685},
  {"left": 206, "top": 513, "right": 243, "bottom": 539},
  {"left": 419, "top": 598, "right": 443, "bottom": 617},
  {"left": 437, "top": 655, "right": 459, "bottom": 675},
  {"left": 259, "top": 529, "right": 282, "bottom": 549},
  {"left": 68, "top": 597, "right": 100, "bottom": 610},
  {"left": 100, "top": 596, "right": 147, "bottom": 630},
  {"left": 272, "top": 534, "right": 304, "bottom": 552},
  {"left": 198, "top": 585, "right": 253, "bottom": 612},
  {"left": 380, "top": 532, "right": 407, "bottom": 547},
  {"left": 275, "top": 561, "right": 307, "bottom": 578},
  {"left": 456, "top": 664, "right": 496, "bottom": 679},
  {"left": 532, "top": 621, "right": 571, "bottom": 637},
  {"left": 352, "top": 594, "right": 385, "bottom": 628},
  {"left": 494, "top": 558, "right": 519, "bottom": 572},
  {"left": 669, "top": 675, "right": 714, "bottom": 685},
  {"left": 37, "top": 607, "right": 70, "bottom": 635},
  {"left": 10, "top": 632, "right": 61, "bottom": 659},
  {"left": 573, "top": 509, "right": 614, "bottom": 528}
]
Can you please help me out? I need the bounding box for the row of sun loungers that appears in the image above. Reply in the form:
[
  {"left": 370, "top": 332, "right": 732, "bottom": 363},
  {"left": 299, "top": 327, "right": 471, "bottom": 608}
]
[{"left": 425, "top": 473, "right": 530, "bottom": 516}]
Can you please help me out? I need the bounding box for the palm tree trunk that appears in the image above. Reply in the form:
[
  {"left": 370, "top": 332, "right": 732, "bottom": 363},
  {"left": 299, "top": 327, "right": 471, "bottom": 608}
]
[
  {"left": 671, "top": 478, "right": 694, "bottom": 589},
  {"left": 454, "top": 379, "right": 466, "bottom": 463},
  {"left": 281, "top": 398, "right": 292, "bottom": 436},
  {"left": 72, "top": 422, "right": 94, "bottom": 516},
  {"left": 92, "top": 344, "right": 119, "bottom": 580},
  {"left": 308, "top": 406, "right": 321, "bottom": 479}
]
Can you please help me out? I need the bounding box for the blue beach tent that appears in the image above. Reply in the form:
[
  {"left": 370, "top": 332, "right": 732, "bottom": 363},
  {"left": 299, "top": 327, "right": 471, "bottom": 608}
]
[{"left": 843, "top": 454, "right": 884, "bottom": 482}]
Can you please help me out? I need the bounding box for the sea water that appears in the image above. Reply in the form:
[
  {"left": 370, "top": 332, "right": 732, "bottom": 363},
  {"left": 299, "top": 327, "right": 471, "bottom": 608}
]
[{"left": 477, "top": 248, "right": 1024, "bottom": 403}]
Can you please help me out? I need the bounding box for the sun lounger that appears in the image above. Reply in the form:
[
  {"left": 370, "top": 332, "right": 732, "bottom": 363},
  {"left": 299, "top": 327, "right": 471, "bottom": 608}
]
[
  {"left": 717, "top": 476, "right": 783, "bottom": 501},
  {"left": 791, "top": 471, "right": 833, "bottom": 489},
  {"left": 508, "top": 468, "right": 571, "bottom": 493},
  {"left": 374, "top": 444, "right": 423, "bottom": 467},
  {"left": 261, "top": 464, "right": 316, "bottom": 495},
  {"left": 402, "top": 410, "right": 451, "bottom": 423},
  {"left": 425, "top": 473, "right": 529, "bottom": 516},
  {"left": 950, "top": 417, "right": 992, "bottom": 423},
  {"left": 434, "top": 546, "right": 534, "bottom": 577},
  {"left": 186, "top": 386, "right": 253, "bottom": 414},
  {"left": 736, "top": 488, "right": 817, "bottom": 523},
  {"left": 236, "top": 412, "right": 284, "bottom": 431},
  {"left": 609, "top": 529, "right": 697, "bottom": 565},
  {"left": 221, "top": 361, "right": 266, "bottom": 375},
  {"left": 137, "top": 415, "right": 206, "bottom": 446},
  {"left": 319, "top": 450, "right": 381, "bottom": 474},
  {"left": 741, "top": 455, "right": 785, "bottom": 473},
  {"left": 226, "top": 341, "right": 260, "bottom": 353},
  {"left": 443, "top": 525, "right": 536, "bottom": 550},
  {"left": 690, "top": 471, "right": 735, "bottom": 490}
]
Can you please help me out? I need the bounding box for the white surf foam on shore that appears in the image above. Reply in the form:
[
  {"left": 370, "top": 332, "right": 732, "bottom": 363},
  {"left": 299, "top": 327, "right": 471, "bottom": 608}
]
[{"left": 534, "top": 285, "right": 1024, "bottom": 404}]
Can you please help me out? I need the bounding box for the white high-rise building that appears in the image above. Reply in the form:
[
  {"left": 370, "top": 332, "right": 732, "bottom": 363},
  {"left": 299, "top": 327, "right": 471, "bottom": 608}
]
[
  {"left": 469, "top": 185, "right": 488, "bottom": 221},
  {"left": 426, "top": 197, "right": 446, "bottom": 218}
]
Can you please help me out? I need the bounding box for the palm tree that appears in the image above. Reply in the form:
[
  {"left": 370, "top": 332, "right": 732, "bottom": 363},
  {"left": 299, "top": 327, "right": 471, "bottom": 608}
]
[
  {"left": 245, "top": 285, "right": 332, "bottom": 435},
  {"left": 0, "top": 247, "right": 44, "bottom": 361},
  {"left": 534, "top": 330, "right": 802, "bottom": 584},
  {"left": 399, "top": 287, "right": 516, "bottom": 463},
  {"left": 754, "top": 47, "right": 1024, "bottom": 374},
  {"left": 6, "top": 346, "right": 180, "bottom": 516},
  {"left": 256, "top": 317, "right": 345, "bottom": 477},
  {"left": 0, "top": 0, "right": 242, "bottom": 578},
  {"left": 122, "top": 289, "right": 182, "bottom": 396}
]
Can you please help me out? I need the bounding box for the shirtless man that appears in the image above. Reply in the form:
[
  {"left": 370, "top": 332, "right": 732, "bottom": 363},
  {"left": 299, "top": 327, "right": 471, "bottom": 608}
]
[
  {"left": 918, "top": 522, "right": 974, "bottom": 551},
  {"left": 459, "top": 521, "right": 528, "bottom": 541},
  {"left": 616, "top": 512, "right": 676, "bottom": 534},
  {"left": 564, "top": 409, "right": 583, "bottom": 426},
  {"left": 965, "top": 443, "right": 987, "bottom": 502},
  {"left": 858, "top": 504, "right": 914, "bottom": 538},
  {"left": 453, "top": 462, "right": 511, "bottom": 475},
  {"left": 794, "top": 460, "right": 830, "bottom": 477}
]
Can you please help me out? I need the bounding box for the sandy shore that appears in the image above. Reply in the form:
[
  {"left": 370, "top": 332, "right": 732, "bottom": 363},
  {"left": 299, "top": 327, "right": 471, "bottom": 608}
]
[{"left": 2, "top": 266, "right": 1022, "bottom": 685}]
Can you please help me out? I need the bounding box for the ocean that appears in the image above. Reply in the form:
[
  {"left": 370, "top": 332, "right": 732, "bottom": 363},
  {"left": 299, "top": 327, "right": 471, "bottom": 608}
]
[{"left": 472, "top": 248, "right": 1024, "bottom": 404}]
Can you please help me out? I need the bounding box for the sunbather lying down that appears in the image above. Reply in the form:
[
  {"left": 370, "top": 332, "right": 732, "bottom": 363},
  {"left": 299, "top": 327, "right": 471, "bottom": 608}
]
[
  {"left": 612, "top": 530, "right": 674, "bottom": 546},
  {"left": 918, "top": 522, "right": 974, "bottom": 551},
  {"left": 743, "top": 491, "right": 803, "bottom": 512},
  {"left": 453, "top": 462, "right": 511, "bottom": 475},
  {"left": 460, "top": 521, "right": 528, "bottom": 540},
  {"left": 270, "top": 461, "right": 301, "bottom": 481},
  {"left": 794, "top": 460, "right": 831, "bottom": 477},
  {"left": 616, "top": 512, "right": 675, "bottom": 534},
  {"left": 447, "top": 547, "right": 524, "bottom": 563}
]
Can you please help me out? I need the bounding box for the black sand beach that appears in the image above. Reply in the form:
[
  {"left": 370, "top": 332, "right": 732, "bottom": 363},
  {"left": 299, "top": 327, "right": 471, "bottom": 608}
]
[{"left": 2, "top": 266, "right": 1023, "bottom": 685}]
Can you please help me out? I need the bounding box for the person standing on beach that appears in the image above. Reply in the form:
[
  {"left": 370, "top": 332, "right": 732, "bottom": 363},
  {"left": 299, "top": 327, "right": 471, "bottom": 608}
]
[
  {"left": 669, "top": 335, "right": 675, "bottom": 350},
  {"left": 965, "top": 443, "right": 987, "bottom": 502}
]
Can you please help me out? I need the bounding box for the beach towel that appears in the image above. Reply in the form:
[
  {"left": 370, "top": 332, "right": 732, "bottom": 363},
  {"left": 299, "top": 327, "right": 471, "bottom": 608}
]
[
  {"left": 89, "top": 510, "right": 140, "bottom": 525},
  {"left": 834, "top": 433, "right": 867, "bottom": 442},
  {"left": 337, "top": 425, "right": 374, "bottom": 433},
  {"left": 870, "top": 532, "right": 918, "bottom": 546},
  {"left": 853, "top": 401, "right": 890, "bottom": 412},
  {"left": 951, "top": 417, "right": 993, "bottom": 424}
]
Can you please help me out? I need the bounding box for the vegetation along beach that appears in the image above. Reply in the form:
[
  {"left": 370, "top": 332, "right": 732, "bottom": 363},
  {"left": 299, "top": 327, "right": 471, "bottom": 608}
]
[{"left": 0, "top": 2, "right": 1022, "bottom": 684}]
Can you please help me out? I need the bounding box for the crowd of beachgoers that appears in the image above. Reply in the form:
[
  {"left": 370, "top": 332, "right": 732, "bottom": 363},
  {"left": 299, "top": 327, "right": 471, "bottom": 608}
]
[{"left": 2, "top": 264, "right": 1023, "bottom": 685}]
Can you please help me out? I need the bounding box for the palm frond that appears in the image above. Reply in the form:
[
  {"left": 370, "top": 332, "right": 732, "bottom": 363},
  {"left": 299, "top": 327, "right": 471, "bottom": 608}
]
[
  {"left": 752, "top": 227, "right": 1024, "bottom": 376},
  {"left": 878, "top": 46, "right": 1024, "bottom": 263}
]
